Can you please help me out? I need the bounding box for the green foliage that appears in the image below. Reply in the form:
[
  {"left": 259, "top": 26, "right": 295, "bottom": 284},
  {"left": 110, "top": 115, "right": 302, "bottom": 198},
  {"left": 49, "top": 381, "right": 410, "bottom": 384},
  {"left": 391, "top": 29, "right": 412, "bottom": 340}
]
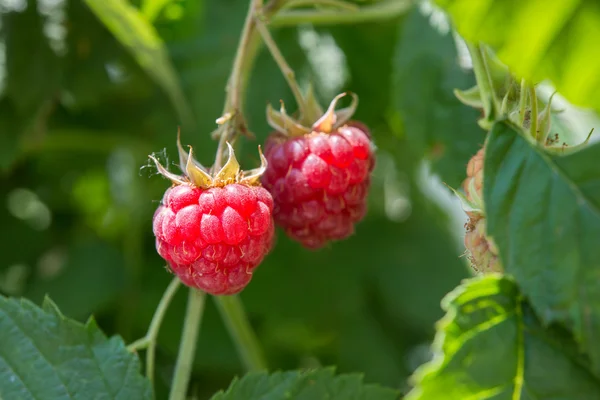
[
  {"left": 2, "top": 0, "right": 600, "bottom": 399},
  {"left": 84, "top": 0, "right": 194, "bottom": 128},
  {"left": 210, "top": 368, "right": 399, "bottom": 400},
  {"left": 436, "top": 0, "right": 600, "bottom": 113},
  {"left": 407, "top": 275, "right": 600, "bottom": 400},
  {"left": 393, "top": 8, "right": 483, "bottom": 188},
  {"left": 0, "top": 296, "right": 151, "bottom": 400},
  {"left": 0, "top": 2, "right": 61, "bottom": 171},
  {"left": 484, "top": 121, "right": 600, "bottom": 375},
  {"left": 25, "top": 239, "right": 127, "bottom": 320}
]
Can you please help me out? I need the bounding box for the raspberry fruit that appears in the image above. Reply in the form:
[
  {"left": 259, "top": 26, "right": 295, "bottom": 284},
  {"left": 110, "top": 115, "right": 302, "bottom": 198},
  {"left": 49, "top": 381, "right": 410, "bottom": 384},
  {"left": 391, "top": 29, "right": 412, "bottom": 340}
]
[
  {"left": 150, "top": 136, "right": 274, "bottom": 295},
  {"left": 261, "top": 92, "right": 375, "bottom": 249},
  {"left": 464, "top": 216, "right": 501, "bottom": 273},
  {"left": 460, "top": 147, "right": 502, "bottom": 273},
  {"left": 462, "top": 148, "right": 484, "bottom": 208}
]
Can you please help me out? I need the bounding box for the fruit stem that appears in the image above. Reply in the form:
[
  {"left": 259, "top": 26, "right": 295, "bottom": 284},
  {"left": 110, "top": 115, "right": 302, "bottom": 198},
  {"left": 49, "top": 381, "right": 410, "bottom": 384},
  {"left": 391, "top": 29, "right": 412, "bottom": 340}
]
[
  {"left": 169, "top": 288, "right": 207, "bottom": 400},
  {"left": 127, "top": 277, "right": 181, "bottom": 387},
  {"left": 269, "top": 0, "right": 412, "bottom": 26},
  {"left": 215, "top": 295, "right": 268, "bottom": 371},
  {"left": 466, "top": 42, "right": 499, "bottom": 122},
  {"left": 254, "top": 14, "right": 310, "bottom": 121},
  {"left": 215, "top": 0, "right": 265, "bottom": 171},
  {"left": 529, "top": 84, "right": 538, "bottom": 141}
]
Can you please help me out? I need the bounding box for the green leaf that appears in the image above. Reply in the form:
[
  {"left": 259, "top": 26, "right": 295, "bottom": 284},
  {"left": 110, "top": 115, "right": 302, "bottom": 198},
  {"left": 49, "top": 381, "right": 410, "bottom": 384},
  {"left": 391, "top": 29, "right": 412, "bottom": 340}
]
[
  {"left": 141, "top": 0, "right": 179, "bottom": 22},
  {"left": 210, "top": 367, "right": 399, "bottom": 400},
  {"left": 84, "top": 0, "right": 194, "bottom": 128},
  {"left": 407, "top": 275, "right": 600, "bottom": 400},
  {"left": 0, "top": 296, "right": 151, "bottom": 399},
  {"left": 484, "top": 120, "right": 600, "bottom": 375},
  {"left": 393, "top": 8, "right": 483, "bottom": 188},
  {"left": 436, "top": 0, "right": 600, "bottom": 113},
  {"left": 24, "top": 240, "right": 127, "bottom": 320},
  {"left": 3, "top": 1, "right": 61, "bottom": 115},
  {"left": 330, "top": 17, "right": 403, "bottom": 127}
]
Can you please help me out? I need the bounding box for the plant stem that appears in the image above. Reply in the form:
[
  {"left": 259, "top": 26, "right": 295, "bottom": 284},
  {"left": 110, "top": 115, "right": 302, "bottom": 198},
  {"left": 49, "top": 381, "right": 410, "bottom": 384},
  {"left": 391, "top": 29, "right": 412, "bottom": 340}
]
[
  {"left": 146, "top": 278, "right": 181, "bottom": 383},
  {"left": 283, "top": 0, "right": 359, "bottom": 11},
  {"left": 518, "top": 78, "right": 527, "bottom": 126},
  {"left": 169, "top": 289, "right": 206, "bottom": 400},
  {"left": 529, "top": 85, "right": 538, "bottom": 141},
  {"left": 215, "top": 295, "right": 267, "bottom": 371},
  {"left": 270, "top": 0, "right": 412, "bottom": 26},
  {"left": 128, "top": 278, "right": 180, "bottom": 350},
  {"left": 213, "top": 0, "right": 413, "bottom": 166},
  {"left": 466, "top": 42, "right": 497, "bottom": 121},
  {"left": 480, "top": 46, "right": 501, "bottom": 113},
  {"left": 255, "top": 15, "right": 308, "bottom": 119},
  {"left": 215, "top": 0, "right": 264, "bottom": 170}
]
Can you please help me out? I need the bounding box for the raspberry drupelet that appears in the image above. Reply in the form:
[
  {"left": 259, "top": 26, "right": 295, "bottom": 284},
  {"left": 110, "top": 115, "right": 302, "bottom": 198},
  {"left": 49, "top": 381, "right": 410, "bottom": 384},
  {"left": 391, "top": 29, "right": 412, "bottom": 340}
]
[
  {"left": 150, "top": 137, "right": 274, "bottom": 295},
  {"left": 261, "top": 93, "right": 375, "bottom": 249}
]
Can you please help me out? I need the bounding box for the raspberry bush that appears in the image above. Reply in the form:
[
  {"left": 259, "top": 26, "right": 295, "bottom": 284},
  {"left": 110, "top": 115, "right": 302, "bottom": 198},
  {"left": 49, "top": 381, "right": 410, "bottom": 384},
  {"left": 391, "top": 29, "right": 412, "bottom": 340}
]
[{"left": 2, "top": 1, "right": 600, "bottom": 400}]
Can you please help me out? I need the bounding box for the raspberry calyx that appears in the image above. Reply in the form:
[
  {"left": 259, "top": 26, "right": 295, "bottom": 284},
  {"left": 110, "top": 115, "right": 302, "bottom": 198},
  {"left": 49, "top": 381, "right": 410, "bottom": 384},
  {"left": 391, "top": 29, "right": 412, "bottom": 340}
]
[{"left": 150, "top": 135, "right": 275, "bottom": 295}]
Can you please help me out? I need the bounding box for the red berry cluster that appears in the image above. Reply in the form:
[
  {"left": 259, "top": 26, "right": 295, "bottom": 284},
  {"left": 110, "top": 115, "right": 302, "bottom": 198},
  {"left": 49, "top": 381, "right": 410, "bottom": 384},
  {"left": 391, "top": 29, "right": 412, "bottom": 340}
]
[
  {"left": 151, "top": 92, "right": 375, "bottom": 294},
  {"left": 262, "top": 122, "right": 374, "bottom": 249}
]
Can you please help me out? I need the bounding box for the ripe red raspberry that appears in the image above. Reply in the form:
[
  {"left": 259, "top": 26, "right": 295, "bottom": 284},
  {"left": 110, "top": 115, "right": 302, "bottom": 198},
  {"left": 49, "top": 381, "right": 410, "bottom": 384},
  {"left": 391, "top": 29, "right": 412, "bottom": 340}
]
[
  {"left": 150, "top": 138, "right": 274, "bottom": 295},
  {"left": 261, "top": 92, "right": 375, "bottom": 249}
]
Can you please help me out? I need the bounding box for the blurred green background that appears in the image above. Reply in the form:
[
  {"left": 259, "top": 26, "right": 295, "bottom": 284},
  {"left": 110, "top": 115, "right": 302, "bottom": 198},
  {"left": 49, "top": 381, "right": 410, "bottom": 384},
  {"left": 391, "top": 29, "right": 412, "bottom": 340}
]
[{"left": 0, "top": 0, "right": 528, "bottom": 398}]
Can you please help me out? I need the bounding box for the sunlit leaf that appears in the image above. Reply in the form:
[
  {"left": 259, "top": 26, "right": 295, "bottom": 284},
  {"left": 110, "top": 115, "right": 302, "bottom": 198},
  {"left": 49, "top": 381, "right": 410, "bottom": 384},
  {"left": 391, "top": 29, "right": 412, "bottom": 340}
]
[
  {"left": 436, "top": 0, "right": 600, "bottom": 113},
  {"left": 407, "top": 276, "right": 600, "bottom": 399}
]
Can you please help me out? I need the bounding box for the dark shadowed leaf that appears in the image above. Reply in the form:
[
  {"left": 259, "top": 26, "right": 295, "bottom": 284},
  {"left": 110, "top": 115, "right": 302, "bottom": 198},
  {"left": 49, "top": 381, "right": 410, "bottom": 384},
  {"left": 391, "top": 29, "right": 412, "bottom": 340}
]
[
  {"left": 484, "top": 121, "right": 600, "bottom": 375},
  {"left": 407, "top": 276, "right": 600, "bottom": 399},
  {"left": 25, "top": 240, "right": 127, "bottom": 320},
  {"left": 394, "top": 8, "right": 483, "bottom": 188},
  {"left": 210, "top": 367, "right": 399, "bottom": 400},
  {"left": 84, "top": 0, "right": 194, "bottom": 128},
  {"left": 0, "top": 296, "right": 151, "bottom": 399},
  {"left": 3, "top": 1, "right": 61, "bottom": 115}
]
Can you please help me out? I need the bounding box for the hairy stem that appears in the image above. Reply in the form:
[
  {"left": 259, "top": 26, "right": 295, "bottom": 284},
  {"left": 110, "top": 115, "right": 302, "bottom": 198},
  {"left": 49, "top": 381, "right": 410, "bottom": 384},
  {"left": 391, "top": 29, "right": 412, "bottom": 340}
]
[
  {"left": 255, "top": 15, "right": 308, "bottom": 119},
  {"left": 518, "top": 78, "right": 527, "bottom": 126},
  {"left": 466, "top": 42, "right": 498, "bottom": 121},
  {"left": 529, "top": 85, "right": 538, "bottom": 141},
  {"left": 283, "top": 0, "right": 359, "bottom": 11},
  {"left": 215, "top": 295, "right": 267, "bottom": 371},
  {"left": 215, "top": 0, "right": 264, "bottom": 170},
  {"left": 270, "top": 0, "right": 411, "bottom": 26},
  {"left": 168, "top": 289, "right": 206, "bottom": 400}
]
